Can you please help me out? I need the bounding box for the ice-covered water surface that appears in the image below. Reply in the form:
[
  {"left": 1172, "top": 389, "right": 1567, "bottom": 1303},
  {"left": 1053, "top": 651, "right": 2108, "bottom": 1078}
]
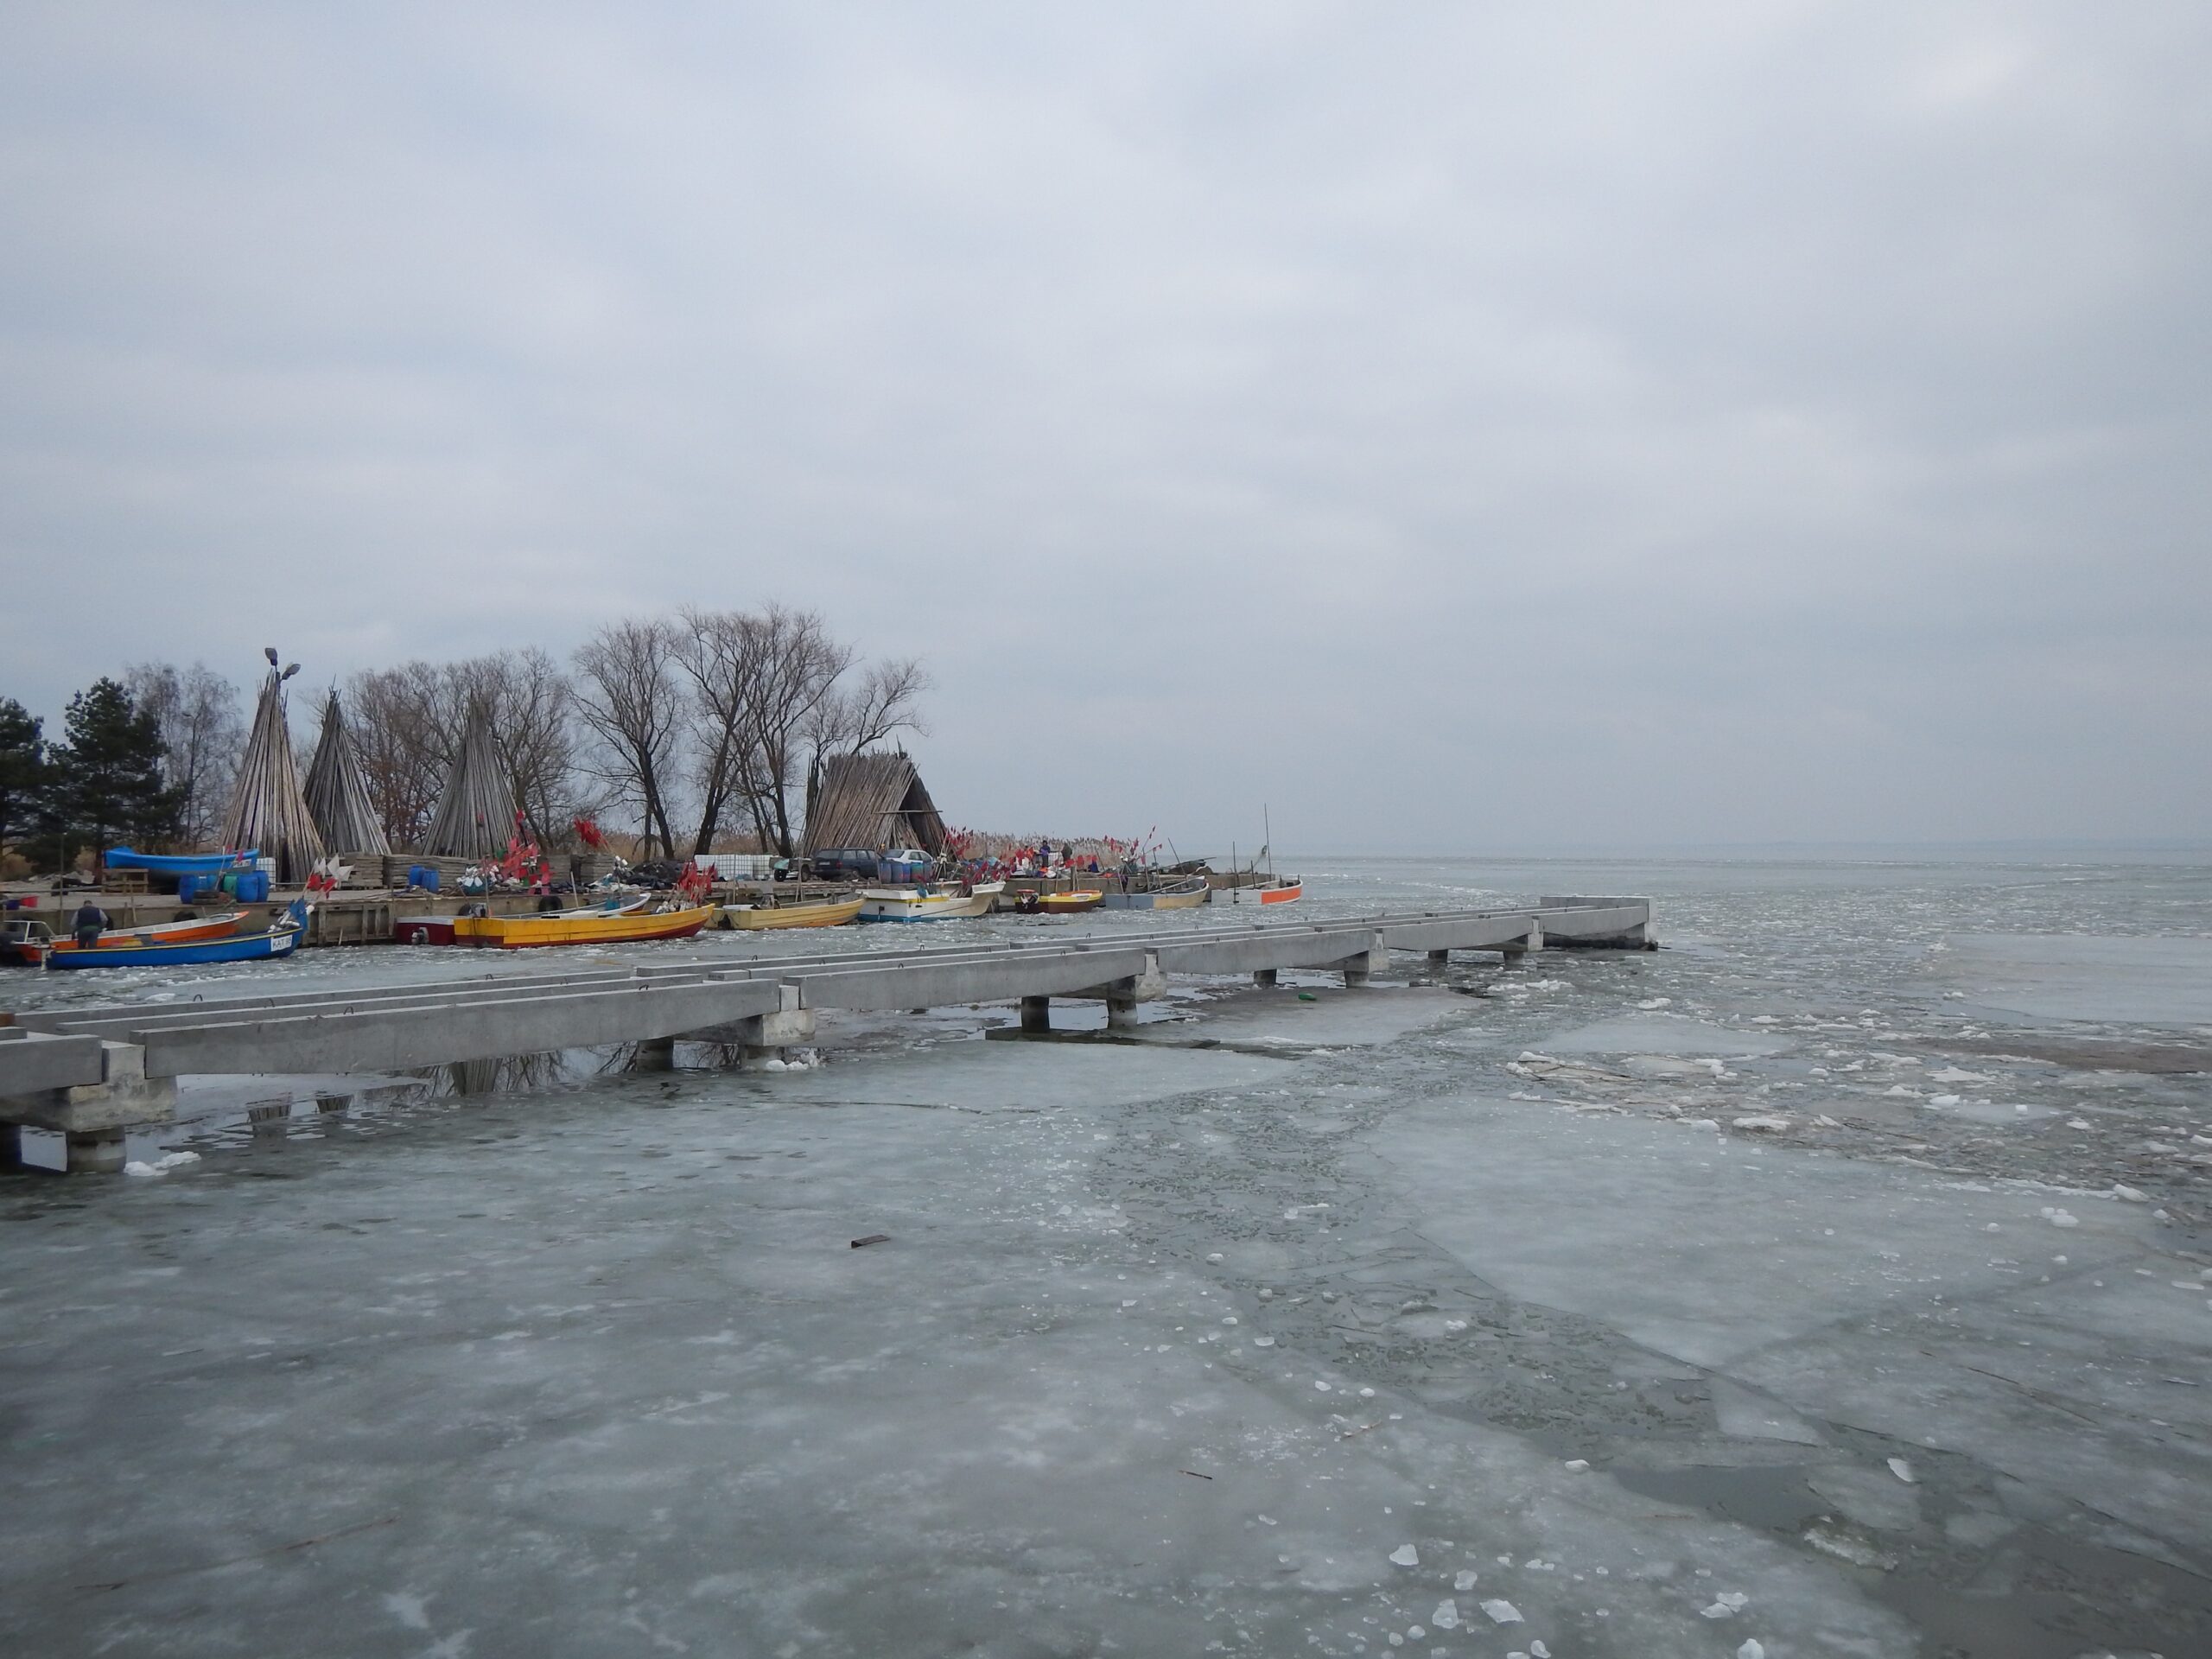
[{"left": 3, "top": 852, "right": 2209, "bottom": 1657}]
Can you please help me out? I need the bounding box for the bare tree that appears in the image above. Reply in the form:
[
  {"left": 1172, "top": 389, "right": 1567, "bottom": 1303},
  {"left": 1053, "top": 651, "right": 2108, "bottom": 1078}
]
[
  {"left": 124, "top": 660, "right": 246, "bottom": 846},
  {"left": 573, "top": 618, "right": 684, "bottom": 856},
  {"left": 671, "top": 607, "right": 773, "bottom": 855},
  {"left": 345, "top": 660, "right": 447, "bottom": 848},
  {"left": 806, "top": 654, "right": 930, "bottom": 768},
  {"left": 746, "top": 605, "right": 855, "bottom": 856}
]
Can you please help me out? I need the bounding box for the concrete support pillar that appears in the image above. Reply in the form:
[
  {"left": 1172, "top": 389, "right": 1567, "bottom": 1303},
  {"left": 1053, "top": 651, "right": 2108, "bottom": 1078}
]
[
  {"left": 1104, "top": 976, "right": 1140, "bottom": 1032},
  {"left": 1252, "top": 969, "right": 1278, "bottom": 988},
  {"left": 67, "top": 1128, "right": 127, "bottom": 1174},
  {"left": 1338, "top": 939, "right": 1388, "bottom": 988},
  {"left": 1020, "top": 995, "right": 1052, "bottom": 1033},
  {"left": 1, "top": 1041, "right": 175, "bottom": 1173},
  {"left": 1133, "top": 952, "right": 1169, "bottom": 1001},
  {"left": 633, "top": 1036, "right": 677, "bottom": 1071}
]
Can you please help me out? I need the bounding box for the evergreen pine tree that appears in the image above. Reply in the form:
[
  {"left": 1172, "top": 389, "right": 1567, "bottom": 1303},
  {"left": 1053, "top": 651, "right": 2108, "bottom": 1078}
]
[
  {"left": 52, "top": 677, "right": 181, "bottom": 860},
  {"left": 0, "top": 696, "right": 45, "bottom": 855}
]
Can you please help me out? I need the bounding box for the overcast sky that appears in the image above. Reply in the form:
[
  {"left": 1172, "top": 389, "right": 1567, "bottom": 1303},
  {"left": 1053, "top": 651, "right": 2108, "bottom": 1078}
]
[{"left": 3, "top": 3, "right": 2207, "bottom": 853}]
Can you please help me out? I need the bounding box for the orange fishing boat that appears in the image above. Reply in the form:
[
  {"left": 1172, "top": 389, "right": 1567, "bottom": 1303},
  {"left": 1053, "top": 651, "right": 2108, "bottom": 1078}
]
[{"left": 39, "top": 910, "right": 246, "bottom": 962}]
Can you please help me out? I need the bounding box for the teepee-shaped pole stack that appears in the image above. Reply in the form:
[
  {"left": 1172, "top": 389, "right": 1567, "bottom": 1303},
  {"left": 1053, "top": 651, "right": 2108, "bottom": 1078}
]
[
  {"left": 422, "top": 700, "right": 517, "bottom": 859},
  {"left": 222, "top": 648, "right": 327, "bottom": 884},
  {"left": 302, "top": 690, "right": 392, "bottom": 856}
]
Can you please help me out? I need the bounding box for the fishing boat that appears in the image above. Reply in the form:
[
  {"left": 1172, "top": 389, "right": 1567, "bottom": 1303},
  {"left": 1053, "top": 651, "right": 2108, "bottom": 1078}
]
[
  {"left": 399, "top": 895, "right": 647, "bottom": 946},
  {"left": 855, "top": 880, "right": 1004, "bottom": 923},
  {"left": 46, "top": 911, "right": 246, "bottom": 960},
  {"left": 4, "top": 918, "right": 51, "bottom": 966},
  {"left": 1036, "top": 889, "right": 1103, "bottom": 915},
  {"left": 36, "top": 902, "right": 308, "bottom": 970},
  {"left": 101, "top": 846, "right": 258, "bottom": 876},
  {"left": 450, "top": 899, "right": 709, "bottom": 950},
  {"left": 721, "top": 895, "right": 865, "bottom": 931},
  {"left": 1096, "top": 877, "right": 1208, "bottom": 911},
  {"left": 1219, "top": 877, "right": 1303, "bottom": 906}
]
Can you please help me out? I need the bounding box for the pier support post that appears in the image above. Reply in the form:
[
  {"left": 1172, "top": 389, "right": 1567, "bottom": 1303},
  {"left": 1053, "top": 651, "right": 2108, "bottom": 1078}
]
[
  {"left": 1104, "top": 977, "right": 1140, "bottom": 1032},
  {"left": 1252, "top": 969, "right": 1278, "bottom": 988},
  {"left": 633, "top": 1036, "right": 677, "bottom": 1071},
  {"left": 0, "top": 1041, "right": 175, "bottom": 1173},
  {"left": 1338, "top": 938, "right": 1388, "bottom": 988},
  {"left": 1020, "top": 995, "right": 1052, "bottom": 1033},
  {"left": 1427, "top": 949, "right": 1450, "bottom": 965}
]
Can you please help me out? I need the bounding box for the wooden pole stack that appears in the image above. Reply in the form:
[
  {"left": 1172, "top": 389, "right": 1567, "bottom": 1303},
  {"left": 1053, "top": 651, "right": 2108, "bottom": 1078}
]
[
  {"left": 302, "top": 690, "right": 392, "bottom": 857},
  {"left": 221, "top": 650, "right": 327, "bottom": 884},
  {"left": 421, "top": 700, "right": 518, "bottom": 859}
]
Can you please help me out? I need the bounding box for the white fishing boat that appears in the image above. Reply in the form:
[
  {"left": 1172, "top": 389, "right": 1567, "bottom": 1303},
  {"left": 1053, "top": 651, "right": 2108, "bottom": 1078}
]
[{"left": 855, "top": 880, "right": 1004, "bottom": 922}]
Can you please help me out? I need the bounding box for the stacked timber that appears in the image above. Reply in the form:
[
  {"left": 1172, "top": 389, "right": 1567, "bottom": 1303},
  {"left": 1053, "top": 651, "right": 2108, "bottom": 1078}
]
[
  {"left": 302, "top": 691, "right": 392, "bottom": 858},
  {"left": 221, "top": 651, "right": 326, "bottom": 885},
  {"left": 420, "top": 703, "right": 518, "bottom": 859}
]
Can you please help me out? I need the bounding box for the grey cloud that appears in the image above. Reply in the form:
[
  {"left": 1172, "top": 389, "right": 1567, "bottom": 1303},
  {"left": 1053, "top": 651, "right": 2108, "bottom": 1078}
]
[{"left": 3, "top": 2, "right": 2206, "bottom": 849}]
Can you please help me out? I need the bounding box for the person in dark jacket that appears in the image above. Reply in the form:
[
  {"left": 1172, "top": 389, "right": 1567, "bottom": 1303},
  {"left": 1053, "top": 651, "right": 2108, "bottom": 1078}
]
[{"left": 73, "top": 899, "right": 109, "bottom": 949}]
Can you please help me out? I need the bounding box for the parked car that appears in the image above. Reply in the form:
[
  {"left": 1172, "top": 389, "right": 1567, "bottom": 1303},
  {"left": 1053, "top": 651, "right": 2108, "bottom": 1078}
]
[{"left": 805, "top": 849, "right": 882, "bottom": 882}]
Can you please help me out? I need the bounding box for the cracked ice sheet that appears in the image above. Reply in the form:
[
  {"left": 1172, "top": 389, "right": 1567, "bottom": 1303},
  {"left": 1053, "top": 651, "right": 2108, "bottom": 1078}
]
[
  {"left": 754, "top": 1036, "right": 1294, "bottom": 1112},
  {"left": 1141, "top": 983, "right": 1466, "bottom": 1049},
  {"left": 1370, "top": 1094, "right": 2153, "bottom": 1370},
  {"left": 1530, "top": 1015, "right": 1796, "bottom": 1058},
  {"left": 1937, "top": 933, "right": 2212, "bottom": 1026},
  {"left": 1368, "top": 1095, "right": 2212, "bottom": 1555},
  {"left": 1, "top": 1071, "right": 1909, "bottom": 1659}
]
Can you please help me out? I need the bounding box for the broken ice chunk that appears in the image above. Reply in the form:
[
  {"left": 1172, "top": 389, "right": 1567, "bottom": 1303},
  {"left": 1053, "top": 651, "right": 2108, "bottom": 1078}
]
[
  {"left": 1389, "top": 1544, "right": 1420, "bottom": 1567},
  {"left": 1454, "top": 1569, "right": 1478, "bottom": 1591},
  {"left": 1887, "top": 1458, "right": 1916, "bottom": 1484},
  {"left": 1430, "top": 1600, "right": 1459, "bottom": 1630},
  {"left": 1738, "top": 1643, "right": 1766, "bottom": 1659},
  {"left": 1480, "top": 1599, "right": 1522, "bottom": 1624},
  {"left": 1563, "top": 1459, "right": 1590, "bottom": 1471}
]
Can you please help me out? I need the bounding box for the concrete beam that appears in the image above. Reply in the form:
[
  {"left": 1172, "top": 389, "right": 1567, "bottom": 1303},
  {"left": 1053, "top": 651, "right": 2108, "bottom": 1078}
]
[
  {"left": 0, "top": 1029, "right": 109, "bottom": 1099},
  {"left": 135, "top": 978, "right": 785, "bottom": 1077},
  {"left": 0, "top": 1041, "right": 176, "bottom": 1135}
]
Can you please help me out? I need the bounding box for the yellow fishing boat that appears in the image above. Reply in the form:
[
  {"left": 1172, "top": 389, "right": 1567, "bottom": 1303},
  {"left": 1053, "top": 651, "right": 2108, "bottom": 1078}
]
[
  {"left": 452, "top": 902, "right": 715, "bottom": 950},
  {"left": 720, "top": 895, "right": 864, "bottom": 931},
  {"left": 1036, "top": 889, "right": 1103, "bottom": 915}
]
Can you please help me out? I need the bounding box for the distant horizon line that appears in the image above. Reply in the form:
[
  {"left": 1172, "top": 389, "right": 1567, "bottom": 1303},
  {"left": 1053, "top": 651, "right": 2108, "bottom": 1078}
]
[{"left": 1270, "top": 838, "right": 2212, "bottom": 861}]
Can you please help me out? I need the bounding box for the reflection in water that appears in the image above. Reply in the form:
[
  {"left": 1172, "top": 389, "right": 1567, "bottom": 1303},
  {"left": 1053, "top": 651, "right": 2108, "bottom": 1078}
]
[{"left": 425, "top": 1052, "right": 576, "bottom": 1097}]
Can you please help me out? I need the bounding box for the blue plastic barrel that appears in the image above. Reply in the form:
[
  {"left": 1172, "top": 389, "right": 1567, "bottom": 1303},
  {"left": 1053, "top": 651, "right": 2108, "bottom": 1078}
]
[{"left": 237, "top": 869, "right": 270, "bottom": 903}]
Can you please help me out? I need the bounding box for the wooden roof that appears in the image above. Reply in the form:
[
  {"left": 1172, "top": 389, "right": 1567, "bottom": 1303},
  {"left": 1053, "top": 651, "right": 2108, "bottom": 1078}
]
[{"left": 804, "top": 749, "right": 946, "bottom": 855}]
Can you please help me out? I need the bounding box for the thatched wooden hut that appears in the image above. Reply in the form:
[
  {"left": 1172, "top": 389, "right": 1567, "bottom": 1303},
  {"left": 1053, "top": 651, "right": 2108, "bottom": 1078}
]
[
  {"left": 302, "top": 690, "right": 391, "bottom": 856},
  {"left": 221, "top": 651, "right": 326, "bottom": 883},
  {"left": 421, "top": 702, "right": 518, "bottom": 859},
  {"left": 804, "top": 749, "right": 946, "bottom": 855}
]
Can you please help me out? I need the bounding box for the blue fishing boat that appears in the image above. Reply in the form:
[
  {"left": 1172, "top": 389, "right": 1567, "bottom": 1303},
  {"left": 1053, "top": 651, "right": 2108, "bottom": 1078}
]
[
  {"left": 35, "top": 901, "right": 308, "bottom": 970},
  {"left": 103, "top": 846, "right": 260, "bottom": 876}
]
